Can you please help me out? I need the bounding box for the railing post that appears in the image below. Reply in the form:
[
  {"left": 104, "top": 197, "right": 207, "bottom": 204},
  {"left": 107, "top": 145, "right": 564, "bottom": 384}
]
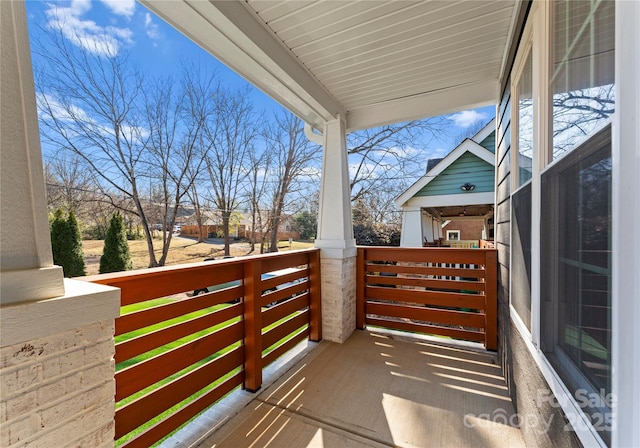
[
  {"left": 308, "top": 249, "right": 322, "bottom": 342},
  {"left": 356, "top": 247, "right": 366, "bottom": 330},
  {"left": 484, "top": 250, "right": 498, "bottom": 351},
  {"left": 243, "top": 259, "right": 262, "bottom": 392}
]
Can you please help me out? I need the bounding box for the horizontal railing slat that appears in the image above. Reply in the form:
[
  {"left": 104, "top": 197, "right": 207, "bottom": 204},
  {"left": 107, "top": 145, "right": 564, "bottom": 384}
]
[
  {"left": 122, "top": 372, "right": 244, "bottom": 448},
  {"left": 260, "top": 252, "right": 311, "bottom": 273},
  {"left": 261, "top": 281, "right": 308, "bottom": 307},
  {"left": 262, "top": 311, "right": 309, "bottom": 350},
  {"left": 365, "top": 286, "right": 485, "bottom": 310},
  {"left": 364, "top": 247, "right": 487, "bottom": 265},
  {"left": 116, "top": 286, "right": 243, "bottom": 336},
  {"left": 366, "top": 302, "right": 485, "bottom": 328},
  {"left": 366, "top": 275, "right": 486, "bottom": 292},
  {"left": 261, "top": 268, "right": 307, "bottom": 291},
  {"left": 262, "top": 294, "right": 309, "bottom": 328},
  {"left": 367, "top": 317, "right": 485, "bottom": 342},
  {"left": 115, "top": 321, "right": 243, "bottom": 401},
  {"left": 365, "top": 263, "right": 485, "bottom": 279},
  {"left": 86, "top": 262, "right": 244, "bottom": 306},
  {"left": 116, "top": 304, "right": 242, "bottom": 363},
  {"left": 263, "top": 327, "right": 309, "bottom": 367},
  {"left": 116, "top": 347, "right": 244, "bottom": 439}
]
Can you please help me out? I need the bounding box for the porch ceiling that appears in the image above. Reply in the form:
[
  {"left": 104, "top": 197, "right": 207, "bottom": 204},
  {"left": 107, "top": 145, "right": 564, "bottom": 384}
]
[{"left": 141, "top": 0, "right": 520, "bottom": 131}]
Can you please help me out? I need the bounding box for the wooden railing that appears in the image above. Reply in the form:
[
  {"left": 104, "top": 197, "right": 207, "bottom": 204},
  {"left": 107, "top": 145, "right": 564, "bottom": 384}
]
[
  {"left": 84, "top": 249, "right": 321, "bottom": 447},
  {"left": 356, "top": 247, "right": 497, "bottom": 350}
]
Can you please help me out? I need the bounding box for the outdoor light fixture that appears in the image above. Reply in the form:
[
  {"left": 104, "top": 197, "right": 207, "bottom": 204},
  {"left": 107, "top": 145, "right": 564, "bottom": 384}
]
[{"left": 460, "top": 183, "right": 476, "bottom": 191}]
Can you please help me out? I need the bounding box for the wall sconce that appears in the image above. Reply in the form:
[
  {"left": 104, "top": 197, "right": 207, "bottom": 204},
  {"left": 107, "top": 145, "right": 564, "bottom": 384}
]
[{"left": 460, "top": 183, "right": 475, "bottom": 191}]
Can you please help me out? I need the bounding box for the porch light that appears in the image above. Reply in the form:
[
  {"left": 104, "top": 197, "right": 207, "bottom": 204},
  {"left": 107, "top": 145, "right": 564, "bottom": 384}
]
[{"left": 460, "top": 183, "right": 476, "bottom": 191}]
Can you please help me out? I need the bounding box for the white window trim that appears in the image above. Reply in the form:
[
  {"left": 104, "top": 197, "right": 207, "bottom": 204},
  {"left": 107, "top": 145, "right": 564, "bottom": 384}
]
[
  {"left": 612, "top": 1, "right": 640, "bottom": 446},
  {"left": 445, "top": 230, "right": 460, "bottom": 241}
]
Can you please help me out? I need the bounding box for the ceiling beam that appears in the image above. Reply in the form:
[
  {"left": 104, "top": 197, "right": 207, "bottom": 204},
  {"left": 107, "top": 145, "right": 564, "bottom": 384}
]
[
  {"left": 346, "top": 79, "right": 497, "bottom": 132},
  {"left": 141, "top": 0, "right": 345, "bottom": 129}
]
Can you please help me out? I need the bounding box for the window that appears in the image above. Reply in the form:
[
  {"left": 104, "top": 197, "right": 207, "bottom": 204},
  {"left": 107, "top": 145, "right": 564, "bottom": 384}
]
[
  {"left": 446, "top": 230, "right": 460, "bottom": 241},
  {"left": 541, "top": 125, "right": 612, "bottom": 442}
]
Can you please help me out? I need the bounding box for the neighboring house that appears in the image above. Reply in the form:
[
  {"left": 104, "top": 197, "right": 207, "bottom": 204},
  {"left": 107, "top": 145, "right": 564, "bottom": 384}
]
[
  {"left": 2, "top": 1, "right": 638, "bottom": 447},
  {"left": 395, "top": 119, "right": 496, "bottom": 247}
]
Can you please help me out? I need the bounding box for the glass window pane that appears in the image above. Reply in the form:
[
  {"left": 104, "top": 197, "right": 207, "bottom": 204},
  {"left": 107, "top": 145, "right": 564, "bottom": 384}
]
[
  {"left": 511, "top": 183, "right": 531, "bottom": 329},
  {"left": 517, "top": 51, "right": 533, "bottom": 185},
  {"left": 541, "top": 125, "right": 612, "bottom": 443},
  {"left": 551, "top": 0, "right": 615, "bottom": 159}
]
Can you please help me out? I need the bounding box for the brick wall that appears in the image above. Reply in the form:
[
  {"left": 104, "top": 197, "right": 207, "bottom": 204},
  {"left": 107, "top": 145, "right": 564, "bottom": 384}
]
[
  {"left": 0, "top": 321, "right": 115, "bottom": 447},
  {"left": 320, "top": 256, "right": 356, "bottom": 343},
  {"left": 442, "top": 219, "right": 486, "bottom": 241}
]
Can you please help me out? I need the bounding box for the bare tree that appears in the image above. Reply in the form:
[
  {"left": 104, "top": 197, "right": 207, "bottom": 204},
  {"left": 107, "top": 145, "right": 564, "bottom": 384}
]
[
  {"left": 203, "top": 86, "right": 258, "bottom": 256},
  {"left": 347, "top": 118, "right": 449, "bottom": 202},
  {"left": 262, "top": 112, "right": 321, "bottom": 252},
  {"left": 141, "top": 68, "right": 211, "bottom": 265},
  {"left": 35, "top": 20, "right": 212, "bottom": 267},
  {"left": 244, "top": 146, "right": 273, "bottom": 253},
  {"left": 44, "top": 154, "right": 98, "bottom": 217},
  {"left": 33, "top": 22, "right": 159, "bottom": 259}
]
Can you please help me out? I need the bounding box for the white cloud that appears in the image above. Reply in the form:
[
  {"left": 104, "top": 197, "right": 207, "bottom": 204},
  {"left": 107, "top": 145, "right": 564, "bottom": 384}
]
[
  {"left": 429, "top": 147, "right": 450, "bottom": 159},
  {"left": 100, "top": 0, "right": 135, "bottom": 18},
  {"left": 449, "top": 110, "right": 488, "bottom": 128},
  {"left": 44, "top": 2, "right": 133, "bottom": 57},
  {"left": 37, "top": 93, "right": 93, "bottom": 124},
  {"left": 144, "top": 12, "right": 160, "bottom": 40}
]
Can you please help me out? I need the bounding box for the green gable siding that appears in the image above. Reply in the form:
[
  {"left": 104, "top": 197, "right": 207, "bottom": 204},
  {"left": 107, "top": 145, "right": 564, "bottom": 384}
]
[
  {"left": 415, "top": 152, "right": 494, "bottom": 197},
  {"left": 478, "top": 130, "right": 496, "bottom": 153}
]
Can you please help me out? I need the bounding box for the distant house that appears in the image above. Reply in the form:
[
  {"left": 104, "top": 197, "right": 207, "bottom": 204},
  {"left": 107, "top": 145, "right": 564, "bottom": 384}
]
[{"left": 395, "top": 119, "right": 496, "bottom": 247}]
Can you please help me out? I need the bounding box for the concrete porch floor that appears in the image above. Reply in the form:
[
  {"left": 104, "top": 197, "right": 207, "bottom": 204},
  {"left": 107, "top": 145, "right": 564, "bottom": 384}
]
[{"left": 195, "top": 331, "right": 524, "bottom": 448}]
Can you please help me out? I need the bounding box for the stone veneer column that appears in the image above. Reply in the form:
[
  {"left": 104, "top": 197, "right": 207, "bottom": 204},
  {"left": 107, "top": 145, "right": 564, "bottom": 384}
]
[
  {"left": 315, "top": 116, "right": 357, "bottom": 343},
  {"left": 0, "top": 2, "right": 120, "bottom": 446}
]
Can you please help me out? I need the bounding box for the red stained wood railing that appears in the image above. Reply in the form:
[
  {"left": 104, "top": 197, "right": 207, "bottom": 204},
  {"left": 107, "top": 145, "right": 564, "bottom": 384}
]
[
  {"left": 356, "top": 246, "right": 498, "bottom": 350},
  {"left": 83, "top": 248, "right": 321, "bottom": 447}
]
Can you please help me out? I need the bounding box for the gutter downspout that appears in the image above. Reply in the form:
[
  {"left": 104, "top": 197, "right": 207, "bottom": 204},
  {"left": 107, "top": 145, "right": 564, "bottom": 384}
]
[{"left": 304, "top": 123, "right": 324, "bottom": 145}]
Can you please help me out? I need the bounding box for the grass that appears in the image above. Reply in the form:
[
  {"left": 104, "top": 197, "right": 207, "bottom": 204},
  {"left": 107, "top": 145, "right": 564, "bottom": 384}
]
[{"left": 83, "top": 237, "right": 315, "bottom": 275}]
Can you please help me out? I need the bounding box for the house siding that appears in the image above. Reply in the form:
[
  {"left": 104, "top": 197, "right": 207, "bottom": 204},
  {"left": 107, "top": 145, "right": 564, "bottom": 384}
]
[
  {"left": 479, "top": 130, "right": 496, "bottom": 153},
  {"left": 496, "top": 9, "right": 580, "bottom": 447},
  {"left": 415, "top": 152, "right": 494, "bottom": 196}
]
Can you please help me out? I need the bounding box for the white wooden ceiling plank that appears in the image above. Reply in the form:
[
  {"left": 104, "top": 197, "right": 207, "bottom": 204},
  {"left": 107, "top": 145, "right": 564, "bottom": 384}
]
[
  {"left": 301, "top": 6, "right": 514, "bottom": 70},
  {"left": 346, "top": 79, "right": 497, "bottom": 131},
  {"left": 296, "top": 1, "right": 509, "bottom": 61},
  {"left": 281, "top": 1, "right": 418, "bottom": 49},
  {"left": 248, "top": 0, "right": 315, "bottom": 23},
  {"left": 267, "top": 1, "right": 350, "bottom": 33},
  {"left": 319, "top": 35, "right": 507, "bottom": 88},
  {"left": 306, "top": 13, "right": 512, "bottom": 75},
  {"left": 314, "top": 28, "right": 509, "bottom": 81},
  {"left": 340, "top": 67, "right": 497, "bottom": 107},
  {"left": 328, "top": 55, "right": 502, "bottom": 97},
  {"left": 294, "top": 0, "right": 467, "bottom": 58}
]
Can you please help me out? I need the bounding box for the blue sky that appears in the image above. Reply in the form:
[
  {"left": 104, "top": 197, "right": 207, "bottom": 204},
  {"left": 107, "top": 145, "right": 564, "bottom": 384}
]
[{"left": 26, "top": 0, "right": 496, "bottom": 161}]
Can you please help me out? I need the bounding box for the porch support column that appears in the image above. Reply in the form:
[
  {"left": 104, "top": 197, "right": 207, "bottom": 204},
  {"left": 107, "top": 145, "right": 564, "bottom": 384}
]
[
  {"left": 0, "top": 0, "right": 64, "bottom": 304},
  {"left": 314, "top": 115, "right": 357, "bottom": 343},
  {"left": 612, "top": 0, "right": 640, "bottom": 445},
  {"left": 399, "top": 206, "right": 423, "bottom": 247},
  {"left": 1, "top": 3, "right": 120, "bottom": 446}
]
